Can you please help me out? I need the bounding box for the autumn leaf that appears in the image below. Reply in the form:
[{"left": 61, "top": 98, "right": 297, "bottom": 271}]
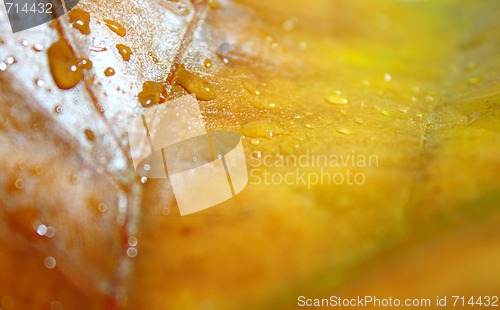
[{"left": 0, "top": 0, "right": 499, "bottom": 309}]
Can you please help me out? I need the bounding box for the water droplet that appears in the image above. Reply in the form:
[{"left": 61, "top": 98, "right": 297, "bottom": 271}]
[
  {"left": 140, "top": 176, "right": 148, "bottom": 184},
  {"left": 305, "top": 123, "right": 315, "bottom": 129},
  {"left": 47, "top": 39, "right": 82, "bottom": 89},
  {"left": 384, "top": 73, "right": 392, "bottom": 82},
  {"left": 84, "top": 129, "right": 95, "bottom": 141},
  {"left": 379, "top": 109, "right": 391, "bottom": 117},
  {"left": 15, "top": 179, "right": 24, "bottom": 190},
  {"left": 116, "top": 44, "right": 132, "bottom": 61},
  {"left": 33, "top": 165, "right": 43, "bottom": 176},
  {"left": 354, "top": 118, "right": 364, "bottom": 124},
  {"left": 104, "top": 67, "right": 115, "bottom": 76},
  {"left": 138, "top": 81, "right": 164, "bottom": 107},
  {"left": 35, "top": 79, "right": 45, "bottom": 87},
  {"left": 204, "top": 58, "right": 212, "bottom": 68},
  {"left": 37, "top": 224, "right": 48, "bottom": 236},
  {"left": 325, "top": 95, "right": 349, "bottom": 105},
  {"left": 148, "top": 51, "right": 159, "bottom": 63},
  {"left": 0, "top": 62, "right": 7, "bottom": 71},
  {"left": 78, "top": 58, "right": 93, "bottom": 69},
  {"left": 69, "top": 8, "right": 90, "bottom": 35},
  {"left": 44, "top": 256, "right": 56, "bottom": 269},
  {"left": 6, "top": 57, "right": 15, "bottom": 65},
  {"left": 174, "top": 64, "right": 215, "bottom": 101},
  {"left": 126, "top": 247, "right": 138, "bottom": 258},
  {"left": 243, "top": 121, "right": 284, "bottom": 139},
  {"left": 71, "top": 174, "right": 80, "bottom": 184},
  {"left": 468, "top": 77, "right": 480, "bottom": 85},
  {"left": 104, "top": 20, "right": 126, "bottom": 36},
  {"left": 283, "top": 19, "right": 295, "bottom": 31},
  {"left": 98, "top": 203, "right": 108, "bottom": 212},
  {"left": 242, "top": 81, "right": 261, "bottom": 95},
  {"left": 144, "top": 164, "right": 151, "bottom": 171},
  {"left": 251, "top": 101, "right": 276, "bottom": 110},
  {"left": 128, "top": 236, "right": 138, "bottom": 247},
  {"left": 54, "top": 105, "right": 62, "bottom": 113},
  {"left": 337, "top": 128, "right": 353, "bottom": 135},
  {"left": 45, "top": 226, "right": 56, "bottom": 238},
  {"left": 216, "top": 43, "right": 230, "bottom": 64},
  {"left": 18, "top": 160, "right": 26, "bottom": 169},
  {"left": 33, "top": 43, "right": 44, "bottom": 52},
  {"left": 21, "top": 39, "right": 29, "bottom": 46},
  {"left": 250, "top": 138, "right": 260, "bottom": 146}
]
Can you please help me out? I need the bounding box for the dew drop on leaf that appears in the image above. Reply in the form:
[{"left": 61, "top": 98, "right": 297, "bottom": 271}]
[
  {"left": 14, "top": 179, "right": 24, "bottom": 190},
  {"left": 18, "top": 160, "right": 26, "bottom": 170},
  {"left": 173, "top": 64, "right": 215, "bottom": 101},
  {"left": 104, "top": 20, "right": 127, "bottom": 37},
  {"left": 242, "top": 81, "right": 261, "bottom": 95},
  {"left": 44, "top": 256, "right": 56, "bottom": 269},
  {"left": 337, "top": 127, "right": 353, "bottom": 135},
  {"left": 104, "top": 67, "right": 115, "bottom": 76},
  {"left": 84, "top": 129, "right": 95, "bottom": 141},
  {"left": 78, "top": 58, "right": 93, "bottom": 69},
  {"left": 251, "top": 102, "right": 276, "bottom": 110},
  {"left": 250, "top": 138, "right": 260, "bottom": 146},
  {"left": 32, "top": 43, "right": 44, "bottom": 52},
  {"left": 47, "top": 39, "right": 82, "bottom": 90},
  {"left": 326, "top": 95, "right": 349, "bottom": 105},
  {"left": 45, "top": 227, "right": 56, "bottom": 238},
  {"left": 35, "top": 79, "right": 44, "bottom": 87},
  {"left": 36, "top": 224, "right": 47, "bottom": 236},
  {"left": 138, "top": 81, "right": 164, "bottom": 107},
  {"left": 69, "top": 8, "right": 91, "bottom": 35},
  {"left": 127, "top": 247, "right": 138, "bottom": 258},
  {"left": 116, "top": 44, "right": 133, "bottom": 61}
]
